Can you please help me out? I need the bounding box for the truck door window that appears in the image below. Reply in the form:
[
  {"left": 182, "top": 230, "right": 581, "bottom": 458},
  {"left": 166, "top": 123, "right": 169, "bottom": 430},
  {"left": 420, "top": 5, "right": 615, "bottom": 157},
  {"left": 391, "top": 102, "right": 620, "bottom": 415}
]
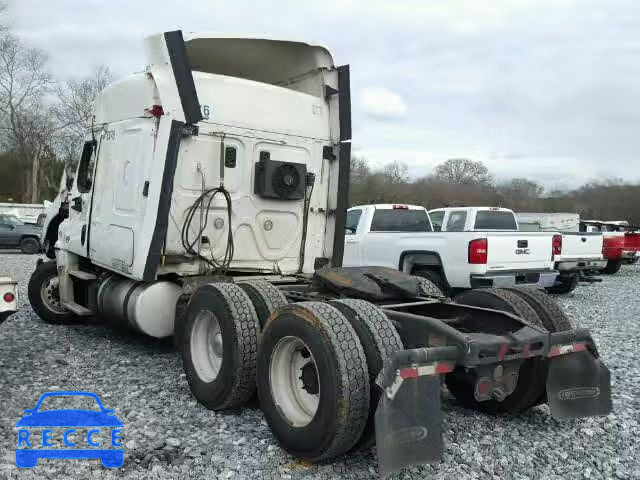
[
  {"left": 430, "top": 211, "right": 445, "bottom": 231},
  {"left": 445, "top": 211, "right": 467, "bottom": 232},
  {"left": 345, "top": 209, "right": 362, "bottom": 235},
  {"left": 76, "top": 140, "right": 98, "bottom": 193},
  {"left": 474, "top": 211, "right": 518, "bottom": 230},
  {"left": 370, "top": 209, "right": 431, "bottom": 232}
]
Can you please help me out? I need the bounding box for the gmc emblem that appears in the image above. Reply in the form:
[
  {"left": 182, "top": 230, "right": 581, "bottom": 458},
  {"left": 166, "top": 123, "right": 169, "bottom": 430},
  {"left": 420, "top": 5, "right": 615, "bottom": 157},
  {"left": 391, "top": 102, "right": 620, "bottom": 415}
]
[{"left": 515, "top": 248, "right": 530, "bottom": 255}]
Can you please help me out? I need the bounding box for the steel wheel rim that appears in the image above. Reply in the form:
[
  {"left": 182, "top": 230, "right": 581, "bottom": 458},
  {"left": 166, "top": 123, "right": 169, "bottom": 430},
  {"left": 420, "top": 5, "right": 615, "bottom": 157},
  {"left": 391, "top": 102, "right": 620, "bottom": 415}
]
[
  {"left": 191, "top": 310, "right": 224, "bottom": 383},
  {"left": 269, "top": 336, "right": 320, "bottom": 427},
  {"left": 40, "top": 275, "right": 66, "bottom": 314}
]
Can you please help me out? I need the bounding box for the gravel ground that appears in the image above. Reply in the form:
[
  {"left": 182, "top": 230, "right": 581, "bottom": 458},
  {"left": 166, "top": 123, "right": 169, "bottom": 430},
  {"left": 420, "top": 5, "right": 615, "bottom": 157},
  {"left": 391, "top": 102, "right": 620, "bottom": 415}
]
[{"left": 1, "top": 252, "right": 639, "bottom": 480}]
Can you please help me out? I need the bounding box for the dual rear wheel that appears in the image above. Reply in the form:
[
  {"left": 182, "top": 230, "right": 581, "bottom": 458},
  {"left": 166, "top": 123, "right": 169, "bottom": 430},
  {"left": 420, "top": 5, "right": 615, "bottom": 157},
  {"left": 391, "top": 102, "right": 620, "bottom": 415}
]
[{"left": 180, "top": 281, "right": 402, "bottom": 460}]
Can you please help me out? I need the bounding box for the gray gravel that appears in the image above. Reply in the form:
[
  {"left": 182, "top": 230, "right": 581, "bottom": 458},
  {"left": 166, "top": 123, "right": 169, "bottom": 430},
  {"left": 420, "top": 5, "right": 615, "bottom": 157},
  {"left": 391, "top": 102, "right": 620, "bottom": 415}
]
[{"left": 0, "top": 252, "right": 639, "bottom": 479}]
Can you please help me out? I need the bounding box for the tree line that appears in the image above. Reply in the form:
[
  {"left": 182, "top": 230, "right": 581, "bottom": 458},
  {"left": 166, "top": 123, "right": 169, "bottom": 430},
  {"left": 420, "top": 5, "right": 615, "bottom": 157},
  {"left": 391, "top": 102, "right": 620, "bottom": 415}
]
[
  {"left": 349, "top": 157, "right": 640, "bottom": 226},
  {"left": 0, "top": 3, "right": 111, "bottom": 203}
]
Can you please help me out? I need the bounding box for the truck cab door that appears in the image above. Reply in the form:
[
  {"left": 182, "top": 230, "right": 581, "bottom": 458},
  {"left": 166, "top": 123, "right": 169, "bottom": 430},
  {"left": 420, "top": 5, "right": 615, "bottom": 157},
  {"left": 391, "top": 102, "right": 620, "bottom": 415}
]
[{"left": 59, "top": 139, "right": 99, "bottom": 257}]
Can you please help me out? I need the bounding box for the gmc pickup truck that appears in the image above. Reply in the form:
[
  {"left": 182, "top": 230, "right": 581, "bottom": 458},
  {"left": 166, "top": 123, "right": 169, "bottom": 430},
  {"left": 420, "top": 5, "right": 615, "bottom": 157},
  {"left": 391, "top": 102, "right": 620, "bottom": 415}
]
[
  {"left": 427, "top": 207, "right": 605, "bottom": 294},
  {"left": 343, "top": 204, "right": 558, "bottom": 294}
]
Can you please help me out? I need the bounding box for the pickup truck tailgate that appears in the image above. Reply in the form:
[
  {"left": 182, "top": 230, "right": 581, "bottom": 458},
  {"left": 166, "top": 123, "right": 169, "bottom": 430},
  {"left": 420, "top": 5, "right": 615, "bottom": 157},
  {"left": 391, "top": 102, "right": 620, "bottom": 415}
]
[
  {"left": 486, "top": 233, "right": 553, "bottom": 271},
  {"left": 560, "top": 233, "right": 603, "bottom": 260}
]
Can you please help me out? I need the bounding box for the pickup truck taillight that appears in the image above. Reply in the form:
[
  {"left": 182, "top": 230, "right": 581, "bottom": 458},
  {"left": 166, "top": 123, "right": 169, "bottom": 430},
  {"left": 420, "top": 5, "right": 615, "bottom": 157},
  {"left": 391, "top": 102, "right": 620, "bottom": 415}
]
[
  {"left": 552, "top": 234, "right": 562, "bottom": 258},
  {"left": 468, "top": 238, "right": 488, "bottom": 264}
]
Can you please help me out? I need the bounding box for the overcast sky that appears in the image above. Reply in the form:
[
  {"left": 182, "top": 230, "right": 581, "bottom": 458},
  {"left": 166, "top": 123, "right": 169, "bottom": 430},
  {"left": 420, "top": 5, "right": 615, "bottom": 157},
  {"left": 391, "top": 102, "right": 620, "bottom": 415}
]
[{"left": 10, "top": 0, "right": 640, "bottom": 191}]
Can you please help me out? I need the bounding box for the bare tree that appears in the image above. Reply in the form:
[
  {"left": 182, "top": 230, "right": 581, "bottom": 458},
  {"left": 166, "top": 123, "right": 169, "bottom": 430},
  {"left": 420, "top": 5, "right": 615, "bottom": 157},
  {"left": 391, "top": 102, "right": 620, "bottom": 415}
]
[
  {"left": 497, "top": 178, "right": 544, "bottom": 211},
  {"left": 381, "top": 160, "right": 408, "bottom": 185},
  {"left": 434, "top": 158, "right": 492, "bottom": 185},
  {"left": 0, "top": 32, "right": 54, "bottom": 201},
  {"left": 54, "top": 65, "right": 112, "bottom": 162}
]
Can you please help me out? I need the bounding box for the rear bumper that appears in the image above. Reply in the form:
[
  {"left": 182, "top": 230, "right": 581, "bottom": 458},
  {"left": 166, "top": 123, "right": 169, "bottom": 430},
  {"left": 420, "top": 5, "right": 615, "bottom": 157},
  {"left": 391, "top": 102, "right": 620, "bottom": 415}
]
[
  {"left": 621, "top": 250, "right": 640, "bottom": 259},
  {"left": 470, "top": 270, "right": 557, "bottom": 289},
  {"left": 556, "top": 259, "right": 607, "bottom": 272}
]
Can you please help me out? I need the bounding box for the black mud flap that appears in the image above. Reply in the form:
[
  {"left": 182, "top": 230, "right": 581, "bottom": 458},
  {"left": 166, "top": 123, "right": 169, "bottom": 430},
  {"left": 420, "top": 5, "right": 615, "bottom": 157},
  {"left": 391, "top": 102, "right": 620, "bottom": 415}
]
[
  {"left": 546, "top": 351, "right": 612, "bottom": 419},
  {"left": 375, "top": 372, "right": 443, "bottom": 478}
]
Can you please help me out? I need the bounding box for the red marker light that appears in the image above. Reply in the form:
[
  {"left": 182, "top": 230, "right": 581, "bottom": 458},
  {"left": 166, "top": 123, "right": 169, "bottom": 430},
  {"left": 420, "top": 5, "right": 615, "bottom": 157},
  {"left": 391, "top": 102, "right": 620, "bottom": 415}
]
[
  {"left": 146, "top": 105, "right": 164, "bottom": 117},
  {"left": 3, "top": 292, "right": 15, "bottom": 303}
]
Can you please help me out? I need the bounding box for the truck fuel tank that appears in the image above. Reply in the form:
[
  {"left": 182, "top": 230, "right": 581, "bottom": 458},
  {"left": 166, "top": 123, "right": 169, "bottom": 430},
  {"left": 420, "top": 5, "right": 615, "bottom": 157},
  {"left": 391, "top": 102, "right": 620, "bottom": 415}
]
[{"left": 96, "top": 276, "right": 181, "bottom": 338}]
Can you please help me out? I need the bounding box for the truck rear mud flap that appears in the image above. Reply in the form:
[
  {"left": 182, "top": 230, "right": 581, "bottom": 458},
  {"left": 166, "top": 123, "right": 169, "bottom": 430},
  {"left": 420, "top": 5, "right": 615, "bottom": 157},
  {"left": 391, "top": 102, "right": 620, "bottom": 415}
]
[
  {"left": 546, "top": 346, "right": 612, "bottom": 419},
  {"left": 374, "top": 347, "right": 457, "bottom": 478}
]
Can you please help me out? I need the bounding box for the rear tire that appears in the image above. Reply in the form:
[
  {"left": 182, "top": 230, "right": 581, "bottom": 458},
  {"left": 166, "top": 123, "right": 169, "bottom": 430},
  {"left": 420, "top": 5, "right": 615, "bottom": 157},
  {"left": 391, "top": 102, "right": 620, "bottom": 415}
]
[
  {"left": 20, "top": 237, "right": 40, "bottom": 254},
  {"left": 181, "top": 283, "right": 260, "bottom": 410},
  {"left": 505, "top": 287, "right": 574, "bottom": 332},
  {"left": 545, "top": 275, "right": 579, "bottom": 295},
  {"left": 257, "top": 302, "right": 370, "bottom": 461},
  {"left": 329, "top": 299, "right": 403, "bottom": 447},
  {"left": 237, "top": 279, "right": 288, "bottom": 328},
  {"left": 412, "top": 271, "right": 446, "bottom": 298},
  {"left": 448, "top": 288, "right": 547, "bottom": 414},
  {"left": 602, "top": 260, "right": 622, "bottom": 274},
  {"left": 27, "top": 261, "right": 79, "bottom": 325}
]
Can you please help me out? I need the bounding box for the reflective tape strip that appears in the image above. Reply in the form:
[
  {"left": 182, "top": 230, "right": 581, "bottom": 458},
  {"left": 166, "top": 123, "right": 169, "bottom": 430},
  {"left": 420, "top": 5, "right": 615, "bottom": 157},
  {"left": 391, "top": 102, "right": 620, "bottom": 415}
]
[
  {"left": 387, "top": 363, "right": 454, "bottom": 400},
  {"left": 549, "top": 342, "right": 587, "bottom": 357}
]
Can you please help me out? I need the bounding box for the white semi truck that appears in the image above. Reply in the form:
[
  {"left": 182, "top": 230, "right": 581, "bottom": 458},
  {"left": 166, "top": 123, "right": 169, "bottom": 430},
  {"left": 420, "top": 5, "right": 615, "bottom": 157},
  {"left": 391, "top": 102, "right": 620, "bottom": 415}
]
[{"left": 29, "top": 31, "right": 611, "bottom": 476}]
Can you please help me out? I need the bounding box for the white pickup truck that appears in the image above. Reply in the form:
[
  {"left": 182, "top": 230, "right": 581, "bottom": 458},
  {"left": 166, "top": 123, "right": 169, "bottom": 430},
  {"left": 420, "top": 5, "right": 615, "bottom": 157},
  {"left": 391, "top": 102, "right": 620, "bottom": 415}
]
[
  {"left": 427, "top": 207, "right": 605, "bottom": 294},
  {"left": 343, "top": 204, "right": 558, "bottom": 294}
]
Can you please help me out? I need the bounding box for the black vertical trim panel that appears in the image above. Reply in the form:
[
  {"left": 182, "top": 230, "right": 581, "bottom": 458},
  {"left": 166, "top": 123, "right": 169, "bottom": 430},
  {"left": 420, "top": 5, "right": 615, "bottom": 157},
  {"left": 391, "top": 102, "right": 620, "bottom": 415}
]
[
  {"left": 337, "top": 65, "right": 352, "bottom": 142},
  {"left": 164, "top": 30, "right": 203, "bottom": 125},
  {"left": 142, "top": 120, "right": 183, "bottom": 281},
  {"left": 331, "top": 65, "right": 352, "bottom": 267}
]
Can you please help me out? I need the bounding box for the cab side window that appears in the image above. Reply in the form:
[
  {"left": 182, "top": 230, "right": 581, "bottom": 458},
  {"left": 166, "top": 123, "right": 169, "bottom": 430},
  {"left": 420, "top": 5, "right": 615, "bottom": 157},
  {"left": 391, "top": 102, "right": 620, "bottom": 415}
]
[
  {"left": 446, "top": 211, "right": 467, "bottom": 232},
  {"left": 430, "top": 211, "right": 445, "bottom": 231},
  {"left": 76, "top": 140, "right": 98, "bottom": 193},
  {"left": 345, "top": 209, "right": 362, "bottom": 235}
]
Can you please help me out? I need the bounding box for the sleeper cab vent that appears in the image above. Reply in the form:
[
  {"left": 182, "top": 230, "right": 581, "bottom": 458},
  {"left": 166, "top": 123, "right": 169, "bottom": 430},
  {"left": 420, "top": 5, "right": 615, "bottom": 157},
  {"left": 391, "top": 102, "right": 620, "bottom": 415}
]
[{"left": 254, "top": 152, "right": 306, "bottom": 200}]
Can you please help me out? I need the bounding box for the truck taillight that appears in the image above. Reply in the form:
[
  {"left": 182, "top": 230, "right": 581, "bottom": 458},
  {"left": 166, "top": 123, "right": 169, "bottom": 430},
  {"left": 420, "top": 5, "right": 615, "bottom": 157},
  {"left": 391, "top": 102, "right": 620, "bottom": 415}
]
[
  {"left": 468, "top": 238, "right": 488, "bottom": 264},
  {"left": 552, "top": 234, "right": 562, "bottom": 257},
  {"left": 3, "top": 292, "right": 14, "bottom": 303}
]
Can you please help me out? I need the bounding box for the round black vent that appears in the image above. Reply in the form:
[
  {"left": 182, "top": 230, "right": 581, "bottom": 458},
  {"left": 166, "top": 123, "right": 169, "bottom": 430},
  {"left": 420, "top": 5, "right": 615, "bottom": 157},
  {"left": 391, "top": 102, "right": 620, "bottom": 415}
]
[{"left": 272, "top": 163, "right": 301, "bottom": 198}]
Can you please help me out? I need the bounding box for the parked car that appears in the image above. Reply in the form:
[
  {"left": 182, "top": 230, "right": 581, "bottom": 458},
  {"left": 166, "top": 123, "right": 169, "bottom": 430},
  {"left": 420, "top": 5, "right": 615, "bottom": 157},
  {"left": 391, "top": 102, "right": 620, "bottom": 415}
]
[
  {"left": 0, "top": 276, "right": 18, "bottom": 324},
  {"left": 427, "top": 208, "right": 605, "bottom": 294},
  {"left": 580, "top": 220, "right": 640, "bottom": 273},
  {"left": 0, "top": 214, "right": 42, "bottom": 254},
  {"left": 515, "top": 212, "right": 606, "bottom": 293},
  {"left": 344, "top": 204, "right": 558, "bottom": 294}
]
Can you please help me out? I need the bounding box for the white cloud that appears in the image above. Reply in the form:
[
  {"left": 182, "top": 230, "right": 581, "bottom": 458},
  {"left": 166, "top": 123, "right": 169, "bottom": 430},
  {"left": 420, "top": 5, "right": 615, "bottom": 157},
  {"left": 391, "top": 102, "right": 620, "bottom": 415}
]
[{"left": 359, "top": 87, "right": 408, "bottom": 120}]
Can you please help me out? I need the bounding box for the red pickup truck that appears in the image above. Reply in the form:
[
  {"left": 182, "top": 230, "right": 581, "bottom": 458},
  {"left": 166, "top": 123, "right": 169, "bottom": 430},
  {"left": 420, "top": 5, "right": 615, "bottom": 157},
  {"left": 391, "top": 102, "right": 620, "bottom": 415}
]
[{"left": 581, "top": 221, "right": 640, "bottom": 274}]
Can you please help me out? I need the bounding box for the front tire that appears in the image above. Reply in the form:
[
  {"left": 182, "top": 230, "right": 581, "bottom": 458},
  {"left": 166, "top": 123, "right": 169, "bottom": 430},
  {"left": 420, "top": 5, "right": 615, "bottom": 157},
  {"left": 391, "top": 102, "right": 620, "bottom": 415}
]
[
  {"left": 545, "top": 275, "right": 579, "bottom": 295},
  {"left": 257, "top": 302, "right": 370, "bottom": 461},
  {"left": 27, "top": 261, "right": 79, "bottom": 325},
  {"left": 181, "top": 283, "right": 260, "bottom": 410},
  {"left": 20, "top": 237, "right": 40, "bottom": 254}
]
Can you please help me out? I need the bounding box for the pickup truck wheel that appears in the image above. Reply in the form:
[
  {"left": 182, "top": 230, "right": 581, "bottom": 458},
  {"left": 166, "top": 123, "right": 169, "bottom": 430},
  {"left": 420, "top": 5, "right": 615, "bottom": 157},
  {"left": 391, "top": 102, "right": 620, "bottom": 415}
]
[
  {"left": 412, "top": 271, "right": 446, "bottom": 297},
  {"left": 329, "top": 299, "right": 403, "bottom": 447},
  {"left": 448, "top": 288, "right": 547, "bottom": 414},
  {"left": 544, "top": 275, "right": 579, "bottom": 295},
  {"left": 238, "top": 279, "right": 288, "bottom": 328},
  {"left": 257, "top": 302, "right": 369, "bottom": 461},
  {"left": 20, "top": 237, "right": 40, "bottom": 254},
  {"left": 602, "top": 260, "right": 622, "bottom": 274},
  {"left": 27, "top": 261, "right": 79, "bottom": 325},
  {"left": 181, "top": 283, "right": 260, "bottom": 410}
]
